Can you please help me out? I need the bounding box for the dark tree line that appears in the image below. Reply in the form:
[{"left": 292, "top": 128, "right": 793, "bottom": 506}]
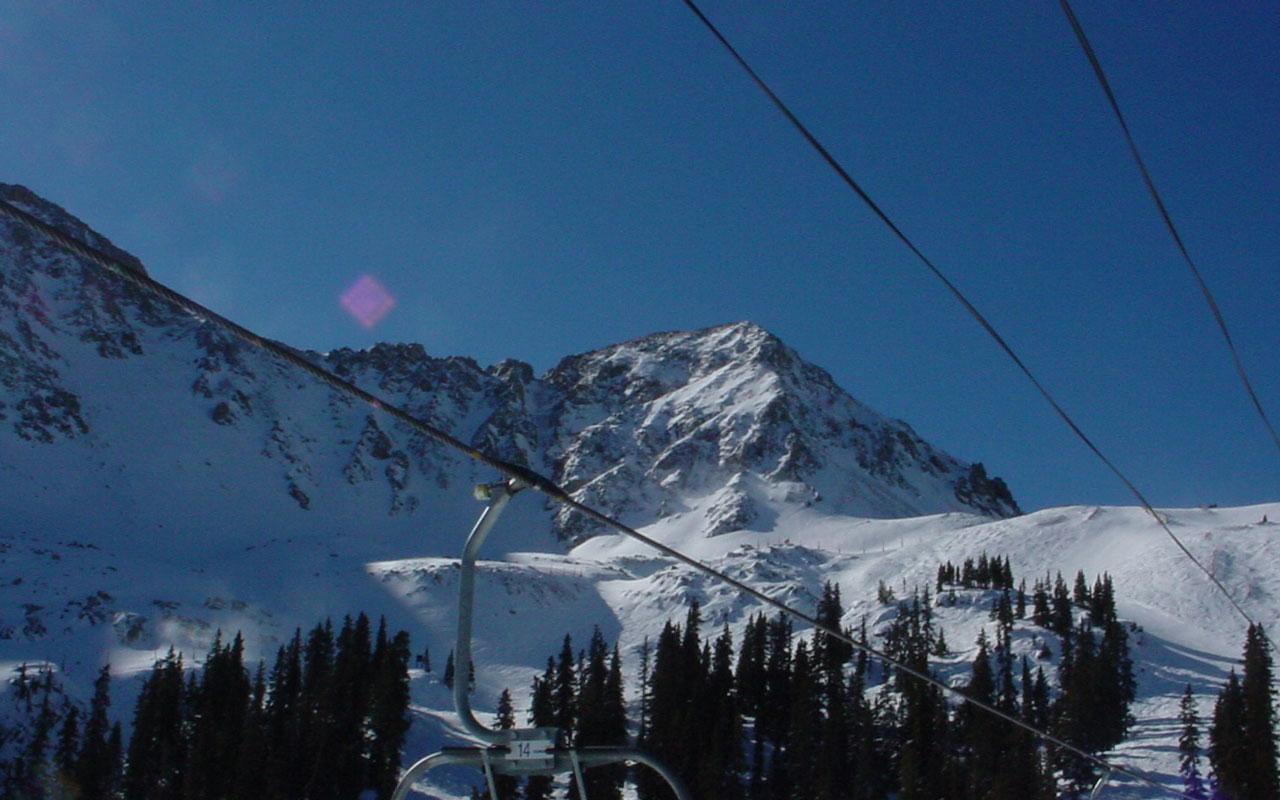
[
  {"left": 3, "top": 664, "right": 122, "bottom": 800},
  {"left": 627, "top": 570, "right": 1134, "bottom": 800},
  {"left": 1, "top": 613, "right": 412, "bottom": 800},
  {"left": 936, "top": 553, "right": 1015, "bottom": 592},
  {"left": 484, "top": 563, "right": 1134, "bottom": 800},
  {"left": 4, "top": 562, "right": 1158, "bottom": 800}
]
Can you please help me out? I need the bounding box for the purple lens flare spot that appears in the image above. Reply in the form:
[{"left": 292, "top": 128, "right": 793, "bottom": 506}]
[{"left": 340, "top": 275, "right": 397, "bottom": 329}]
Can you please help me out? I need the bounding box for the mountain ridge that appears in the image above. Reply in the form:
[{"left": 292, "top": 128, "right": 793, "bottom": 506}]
[{"left": 0, "top": 184, "right": 1018, "bottom": 547}]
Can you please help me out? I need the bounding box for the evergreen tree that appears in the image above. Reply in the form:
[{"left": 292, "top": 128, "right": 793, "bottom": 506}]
[
  {"left": 1051, "top": 573, "right": 1073, "bottom": 636},
  {"left": 21, "top": 678, "right": 55, "bottom": 799},
  {"left": 493, "top": 689, "right": 520, "bottom": 800},
  {"left": 736, "top": 614, "right": 767, "bottom": 718},
  {"left": 185, "top": 632, "right": 252, "bottom": 800},
  {"left": 784, "top": 641, "right": 820, "bottom": 800},
  {"left": 1179, "top": 684, "right": 1209, "bottom": 800},
  {"left": 1053, "top": 620, "right": 1101, "bottom": 794},
  {"left": 760, "top": 613, "right": 794, "bottom": 747},
  {"left": 323, "top": 614, "right": 373, "bottom": 800},
  {"left": 704, "top": 625, "right": 744, "bottom": 800},
  {"left": 1210, "top": 669, "right": 1247, "bottom": 800},
  {"left": 54, "top": 703, "right": 79, "bottom": 779},
  {"left": 232, "top": 662, "right": 268, "bottom": 800},
  {"left": 524, "top": 660, "right": 556, "bottom": 800},
  {"left": 1031, "top": 579, "right": 1051, "bottom": 628},
  {"left": 105, "top": 722, "right": 124, "bottom": 798},
  {"left": 637, "top": 636, "right": 652, "bottom": 741},
  {"left": 125, "top": 650, "right": 187, "bottom": 800},
  {"left": 263, "top": 631, "right": 304, "bottom": 799},
  {"left": 77, "top": 664, "right": 117, "bottom": 800},
  {"left": 368, "top": 628, "right": 413, "bottom": 799},
  {"left": 298, "top": 619, "right": 336, "bottom": 799},
  {"left": 1239, "top": 625, "right": 1279, "bottom": 800},
  {"left": 958, "top": 631, "right": 998, "bottom": 800},
  {"left": 573, "top": 628, "right": 621, "bottom": 800},
  {"left": 1072, "top": 570, "right": 1091, "bottom": 607},
  {"left": 554, "top": 635, "right": 577, "bottom": 747}
]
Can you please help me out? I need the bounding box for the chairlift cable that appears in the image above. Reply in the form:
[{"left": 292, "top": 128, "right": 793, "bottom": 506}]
[
  {"left": 1057, "top": 0, "right": 1280, "bottom": 458},
  {"left": 676, "top": 0, "right": 1258, "bottom": 634}
]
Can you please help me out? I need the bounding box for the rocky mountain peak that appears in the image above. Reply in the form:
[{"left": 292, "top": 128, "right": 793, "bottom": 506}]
[
  {"left": 1, "top": 183, "right": 1019, "bottom": 551},
  {"left": 0, "top": 183, "right": 147, "bottom": 276}
]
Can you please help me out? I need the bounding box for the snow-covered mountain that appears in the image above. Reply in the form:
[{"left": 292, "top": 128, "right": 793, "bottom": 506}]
[{"left": 1, "top": 184, "right": 1275, "bottom": 799}]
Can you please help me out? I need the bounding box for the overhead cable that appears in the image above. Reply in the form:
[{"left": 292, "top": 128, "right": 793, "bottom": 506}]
[
  {"left": 0, "top": 197, "right": 1194, "bottom": 800},
  {"left": 1057, "top": 0, "right": 1280, "bottom": 458},
  {"left": 677, "top": 0, "right": 1259, "bottom": 633}
]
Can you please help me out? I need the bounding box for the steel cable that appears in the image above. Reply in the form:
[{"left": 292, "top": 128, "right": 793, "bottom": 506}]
[
  {"left": 677, "top": 0, "right": 1259, "bottom": 635},
  {"left": 1058, "top": 0, "right": 1280, "bottom": 458}
]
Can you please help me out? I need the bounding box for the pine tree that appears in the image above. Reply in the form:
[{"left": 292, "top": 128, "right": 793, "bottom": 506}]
[
  {"left": 105, "top": 722, "right": 124, "bottom": 798},
  {"left": 232, "top": 663, "right": 268, "bottom": 800},
  {"left": 1239, "top": 625, "right": 1279, "bottom": 800},
  {"left": 368, "top": 628, "right": 412, "bottom": 799},
  {"left": 785, "top": 641, "right": 820, "bottom": 800},
  {"left": 125, "top": 649, "right": 187, "bottom": 800},
  {"left": 761, "top": 613, "right": 794, "bottom": 748},
  {"left": 573, "top": 627, "right": 617, "bottom": 800},
  {"left": 1053, "top": 620, "right": 1101, "bottom": 794},
  {"left": 1179, "top": 684, "right": 1209, "bottom": 800},
  {"left": 263, "top": 631, "right": 303, "bottom": 799},
  {"left": 186, "top": 631, "right": 252, "bottom": 800},
  {"left": 525, "top": 660, "right": 556, "bottom": 800},
  {"left": 494, "top": 689, "right": 520, "bottom": 800},
  {"left": 554, "top": 635, "right": 577, "bottom": 747},
  {"left": 1051, "top": 573, "right": 1073, "bottom": 636},
  {"left": 637, "top": 636, "right": 652, "bottom": 742},
  {"left": 298, "top": 619, "right": 336, "bottom": 799},
  {"left": 77, "top": 664, "right": 116, "bottom": 800},
  {"left": 54, "top": 703, "right": 79, "bottom": 779},
  {"left": 736, "top": 614, "right": 767, "bottom": 718},
  {"left": 705, "top": 625, "right": 744, "bottom": 800},
  {"left": 1073, "top": 570, "right": 1091, "bottom": 607},
  {"left": 958, "top": 631, "right": 997, "bottom": 800},
  {"left": 1032, "top": 579, "right": 1051, "bottom": 627},
  {"left": 325, "top": 614, "right": 372, "bottom": 799},
  {"left": 22, "top": 677, "right": 55, "bottom": 798},
  {"left": 1209, "top": 669, "right": 1247, "bottom": 800}
]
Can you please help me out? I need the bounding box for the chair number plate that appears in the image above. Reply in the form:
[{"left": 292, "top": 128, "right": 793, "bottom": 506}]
[{"left": 508, "top": 737, "right": 554, "bottom": 761}]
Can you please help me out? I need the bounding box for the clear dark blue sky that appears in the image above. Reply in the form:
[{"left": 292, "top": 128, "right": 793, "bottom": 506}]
[{"left": 3, "top": 2, "right": 1276, "bottom": 513}]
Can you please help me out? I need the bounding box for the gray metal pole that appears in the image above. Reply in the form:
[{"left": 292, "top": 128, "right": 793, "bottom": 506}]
[{"left": 453, "top": 481, "right": 523, "bottom": 745}]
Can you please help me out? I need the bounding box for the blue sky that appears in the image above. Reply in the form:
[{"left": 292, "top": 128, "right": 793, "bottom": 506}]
[{"left": 2, "top": 2, "right": 1276, "bottom": 513}]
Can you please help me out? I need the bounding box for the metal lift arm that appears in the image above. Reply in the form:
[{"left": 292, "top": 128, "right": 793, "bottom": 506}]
[{"left": 391, "top": 478, "right": 692, "bottom": 800}]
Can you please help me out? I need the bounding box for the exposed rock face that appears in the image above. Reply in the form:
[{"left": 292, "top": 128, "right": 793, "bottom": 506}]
[{"left": 0, "top": 184, "right": 1018, "bottom": 549}]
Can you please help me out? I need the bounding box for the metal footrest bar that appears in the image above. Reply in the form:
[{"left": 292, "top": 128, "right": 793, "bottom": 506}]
[{"left": 391, "top": 746, "right": 691, "bottom": 800}]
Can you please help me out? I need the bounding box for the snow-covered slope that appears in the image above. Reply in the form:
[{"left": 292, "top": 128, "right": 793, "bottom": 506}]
[{"left": 0, "top": 184, "right": 1273, "bottom": 798}]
